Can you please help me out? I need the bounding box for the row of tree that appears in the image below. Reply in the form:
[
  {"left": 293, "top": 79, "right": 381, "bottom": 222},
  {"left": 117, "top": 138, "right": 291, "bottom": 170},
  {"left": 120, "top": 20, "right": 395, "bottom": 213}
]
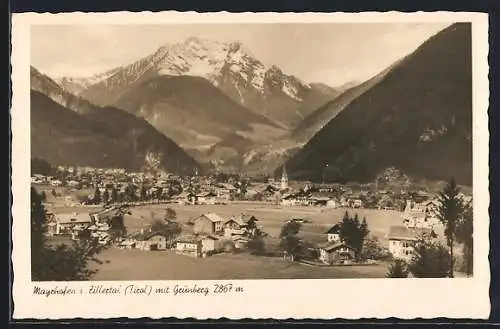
[
  {"left": 387, "top": 178, "right": 473, "bottom": 278},
  {"left": 278, "top": 211, "right": 389, "bottom": 263},
  {"left": 87, "top": 184, "right": 182, "bottom": 205}
]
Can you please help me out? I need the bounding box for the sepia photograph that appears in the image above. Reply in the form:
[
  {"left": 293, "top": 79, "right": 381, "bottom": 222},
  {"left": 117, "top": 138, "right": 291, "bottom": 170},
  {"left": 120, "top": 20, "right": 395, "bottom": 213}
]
[{"left": 11, "top": 11, "right": 490, "bottom": 320}]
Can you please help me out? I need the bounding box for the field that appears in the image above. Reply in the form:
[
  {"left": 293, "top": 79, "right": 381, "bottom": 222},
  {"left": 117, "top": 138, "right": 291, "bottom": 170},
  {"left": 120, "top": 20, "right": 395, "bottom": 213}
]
[
  {"left": 38, "top": 185, "right": 454, "bottom": 280},
  {"left": 124, "top": 202, "right": 405, "bottom": 247},
  {"left": 85, "top": 202, "right": 404, "bottom": 280},
  {"left": 90, "top": 248, "right": 390, "bottom": 280}
]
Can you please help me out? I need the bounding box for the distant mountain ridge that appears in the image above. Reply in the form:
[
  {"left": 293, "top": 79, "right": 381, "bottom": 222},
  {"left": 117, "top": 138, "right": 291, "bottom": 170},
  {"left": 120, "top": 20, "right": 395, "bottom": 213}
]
[
  {"left": 55, "top": 67, "right": 123, "bottom": 96},
  {"left": 284, "top": 23, "right": 473, "bottom": 185},
  {"left": 30, "top": 67, "right": 200, "bottom": 174},
  {"left": 62, "top": 37, "right": 339, "bottom": 128}
]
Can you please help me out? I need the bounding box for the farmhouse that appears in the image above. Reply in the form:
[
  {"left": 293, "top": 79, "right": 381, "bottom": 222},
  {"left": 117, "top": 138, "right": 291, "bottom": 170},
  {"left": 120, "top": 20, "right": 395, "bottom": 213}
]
[
  {"left": 175, "top": 236, "right": 202, "bottom": 258},
  {"left": 193, "top": 213, "right": 225, "bottom": 235},
  {"left": 326, "top": 199, "right": 338, "bottom": 208},
  {"left": 318, "top": 241, "right": 356, "bottom": 265},
  {"left": 55, "top": 212, "right": 92, "bottom": 235},
  {"left": 387, "top": 225, "right": 431, "bottom": 261},
  {"left": 325, "top": 223, "right": 342, "bottom": 243},
  {"left": 91, "top": 207, "right": 116, "bottom": 224},
  {"left": 236, "top": 214, "right": 259, "bottom": 227},
  {"left": 402, "top": 200, "right": 440, "bottom": 229},
  {"left": 135, "top": 232, "right": 168, "bottom": 251},
  {"left": 223, "top": 218, "right": 245, "bottom": 237},
  {"left": 200, "top": 235, "right": 221, "bottom": 255},
  {"left": 281, "top": 194, "right": 298, "bottom": 206}
]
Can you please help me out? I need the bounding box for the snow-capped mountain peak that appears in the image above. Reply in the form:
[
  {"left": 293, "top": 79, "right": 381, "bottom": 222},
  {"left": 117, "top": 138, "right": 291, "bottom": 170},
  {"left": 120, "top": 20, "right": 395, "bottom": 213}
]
[
  {"left": 56, "top": 66, "right": 122, "bottom": 95},
  {"left": 74, "top": 37, "right": 334, "bottom": 128}
]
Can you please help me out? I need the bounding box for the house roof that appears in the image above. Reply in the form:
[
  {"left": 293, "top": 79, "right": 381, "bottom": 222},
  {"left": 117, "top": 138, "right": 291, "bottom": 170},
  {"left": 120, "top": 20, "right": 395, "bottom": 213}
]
[
  {"left": 201, "top": 235, "right": 219, "bottom": 241},
  {"left": 176, "top": 235, "right": 199, "bottom": 244},
  {"left": 387, "top": 226, "right": 431, "bottom": 241},
  {"left": 56, "top": 212, "right": 91, "bottom": 224},
  {"left": 144, "top": 231, "right": 167, "bottom": 240},
  {"left": 202, "top": 213, "right": 225, "bottom": 223},
  {"left": 319, "top": 241, "right": 354, "bottom": 252},
  {"left": 237, "top": 214, "right": 258, "bottom": 223},
  {"left": 225, "top": 218, "right": 245, "bottom": 226}
]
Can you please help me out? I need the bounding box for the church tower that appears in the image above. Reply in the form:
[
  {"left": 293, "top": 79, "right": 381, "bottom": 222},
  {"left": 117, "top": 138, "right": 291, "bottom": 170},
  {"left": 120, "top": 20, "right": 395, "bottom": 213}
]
[{"left": 281, "top": 164, "right": 289, "bottom": 190}]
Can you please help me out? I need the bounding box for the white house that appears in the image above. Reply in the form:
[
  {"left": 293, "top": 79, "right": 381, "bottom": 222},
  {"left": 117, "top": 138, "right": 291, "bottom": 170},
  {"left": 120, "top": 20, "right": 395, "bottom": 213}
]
[
  {"left": 50, "top": 179, "right": 63, "bottom": 187},
  {"left": 325, "top": 223, "right": 342, "bottom": 243},
  {"left": 200, "top": 235, "right": 221, "bottom": 255},
  {"left": 387, "top": 225, "right": 431, "bottom": 261},
  {"left": 402, "top": 200, "right": 440, "bottom": 229},
  {"left": 175, "top": 236, "right": 201, "bottom": 257},
  {"left": 55, "top": 212, "right": 92, "bottom": 235}
]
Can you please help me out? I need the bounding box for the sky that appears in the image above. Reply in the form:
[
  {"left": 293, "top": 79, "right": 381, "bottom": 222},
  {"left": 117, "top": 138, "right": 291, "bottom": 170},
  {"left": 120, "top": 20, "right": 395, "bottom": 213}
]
[{"left": 31, "top": 22, "right": 452, "bottom": 87}]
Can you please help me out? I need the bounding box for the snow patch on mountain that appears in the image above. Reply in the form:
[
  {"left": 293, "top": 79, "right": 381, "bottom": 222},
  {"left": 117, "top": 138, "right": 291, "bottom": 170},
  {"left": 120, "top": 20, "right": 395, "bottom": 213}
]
[{"left": 282, "top": 80, "right": 302, "bottom": 101}]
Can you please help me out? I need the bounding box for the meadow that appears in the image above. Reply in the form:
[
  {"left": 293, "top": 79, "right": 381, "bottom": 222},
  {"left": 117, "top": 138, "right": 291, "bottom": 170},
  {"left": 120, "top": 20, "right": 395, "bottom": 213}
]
[
  {"left": 90, "top": 247, "right": 390, "bottom": 280},
  {"left": 39, "top": 185, "right": 450, "bottom": 280},
  {"left": 125, "top": 202, "right": 405, "bottom": 247}
]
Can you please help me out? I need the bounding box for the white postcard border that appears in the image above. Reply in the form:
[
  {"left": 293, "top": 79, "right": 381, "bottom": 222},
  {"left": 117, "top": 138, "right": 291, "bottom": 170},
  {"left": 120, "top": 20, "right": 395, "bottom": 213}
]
[{"left": 11, "top": 11, "right": 490, "bottom": 320}]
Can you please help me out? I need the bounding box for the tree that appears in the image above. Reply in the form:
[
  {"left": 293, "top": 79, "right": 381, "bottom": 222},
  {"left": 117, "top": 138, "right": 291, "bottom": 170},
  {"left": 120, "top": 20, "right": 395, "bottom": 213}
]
[
  {"left": 386, "top": 259, "right": 409, "bottom": 278},
  {"left": 140, "top": 186, "right": 147, "bottom": 201},
  {"left": 110, "top": 188, "right": 118, "bottom": 203},
  {"left": 408, "top": 237, "right": 451, "bottom": 278},
  {"left": 31, "top": 158, "right": 55, "bottom": 176},
  {"left": 279, "top": 221, "right": 304, "bottom": 261},
  {"left": 124, "top": 185, "right": 137, "bottom": 202},
  {"left": 164, "top": 208, "right": 177, "bottom": 222},
  {"left": 456, "top": 203, "right": 473, "bottom": 276},
  {"left": 338, "top": 211, "right": 370, "bottom": 260},
  {"left": 31, "top": 187, "right": 102, "bottom": 281},
  {"left": 102, "top": 189, "right": 110, "bottom": 204},
  {"left": 150, "top": 219, "right": 182, "bottom": 246},
  {"left": 437, "top": 178, "right": 464, "bottom": 278},
  {"left": 361, "top": 235, "right": 389, "bottom": 261},
  {"left": 93, "top": 187, "right": 101, "bottom": 204},
  {"left": 51, "top": 189, "right": 57, "bottom": 198}
]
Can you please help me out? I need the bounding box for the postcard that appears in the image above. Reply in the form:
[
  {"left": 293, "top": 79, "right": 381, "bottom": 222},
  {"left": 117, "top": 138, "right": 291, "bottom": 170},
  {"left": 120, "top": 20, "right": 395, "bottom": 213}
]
[{"left": 11, "top": 11, "right": 490, "bottom": 319}]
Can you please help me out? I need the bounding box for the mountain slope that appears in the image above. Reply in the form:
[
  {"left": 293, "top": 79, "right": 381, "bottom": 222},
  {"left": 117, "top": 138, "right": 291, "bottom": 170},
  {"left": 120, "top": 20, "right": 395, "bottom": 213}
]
[
  {"left": 285, "top": 23, "right": 472, "bottom": 185},
  {"left": 55, "top": 67, "right": 123, "bottom": 95},
  {"left": 30, "top": 69, "right": 200, "bottom": 174},
  {"left": 113, "top": 75, "right": 284, "bottom": 149},
  {"left": 77, "top": 37, "right": 337, "bottom": 128},
  {"left": 292, "top": 62, "right": 399, "bottom": 143}
]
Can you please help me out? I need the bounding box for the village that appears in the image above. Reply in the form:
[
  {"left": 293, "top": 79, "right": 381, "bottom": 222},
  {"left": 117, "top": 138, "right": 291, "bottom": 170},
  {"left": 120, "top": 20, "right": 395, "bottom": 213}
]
[{"left": 32, "top": 161, "right": 473, "bottom": 279}]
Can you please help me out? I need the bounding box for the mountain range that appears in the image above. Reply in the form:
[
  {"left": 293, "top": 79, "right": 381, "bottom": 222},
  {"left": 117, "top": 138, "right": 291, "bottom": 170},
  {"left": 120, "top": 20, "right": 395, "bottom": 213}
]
[
  {"left": 284, "top": 23, "right": 473, "bottom": 186},
  {"left": 31, "top": 67, "right": 200, "bottom": 174},
  {"left": 67, "top": 37, "right": 339, "bottom": 129},
  {"left": 33, "top": 23, "right": 473, "bottom": 185}
]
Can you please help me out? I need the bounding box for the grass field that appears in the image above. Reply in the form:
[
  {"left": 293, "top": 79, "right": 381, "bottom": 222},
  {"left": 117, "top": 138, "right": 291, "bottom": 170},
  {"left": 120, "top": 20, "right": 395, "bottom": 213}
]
[
  {"left": 86, "top": 203, "right": 405, "bottom": 280},
  {"left": 38, "top": 186, "right": 455, "bottom": 280},
  {"left": 126, "top": 202, "right": 405, "bottom": 248},
  {"left": 90, "top": 247, "right": 390, "bottom": 280}
]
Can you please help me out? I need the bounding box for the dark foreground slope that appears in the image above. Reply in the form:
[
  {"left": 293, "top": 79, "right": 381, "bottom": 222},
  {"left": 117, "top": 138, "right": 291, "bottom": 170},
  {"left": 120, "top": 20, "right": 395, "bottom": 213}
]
[
  {"left": 31, "top": 90, "right": 200, "bottom": 174},
  {"left": 285, "top": 23, "right": 472, "bottom": 185}
]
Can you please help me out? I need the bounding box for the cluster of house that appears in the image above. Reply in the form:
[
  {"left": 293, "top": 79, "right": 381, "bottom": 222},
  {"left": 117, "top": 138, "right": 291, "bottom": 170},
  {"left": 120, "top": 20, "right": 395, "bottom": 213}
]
[
  {"left": 117, "top": 212, "right": 261, "bottom": 258},
  {"left": 46, "top": 207, "right": 123, "bottom": 245}
]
